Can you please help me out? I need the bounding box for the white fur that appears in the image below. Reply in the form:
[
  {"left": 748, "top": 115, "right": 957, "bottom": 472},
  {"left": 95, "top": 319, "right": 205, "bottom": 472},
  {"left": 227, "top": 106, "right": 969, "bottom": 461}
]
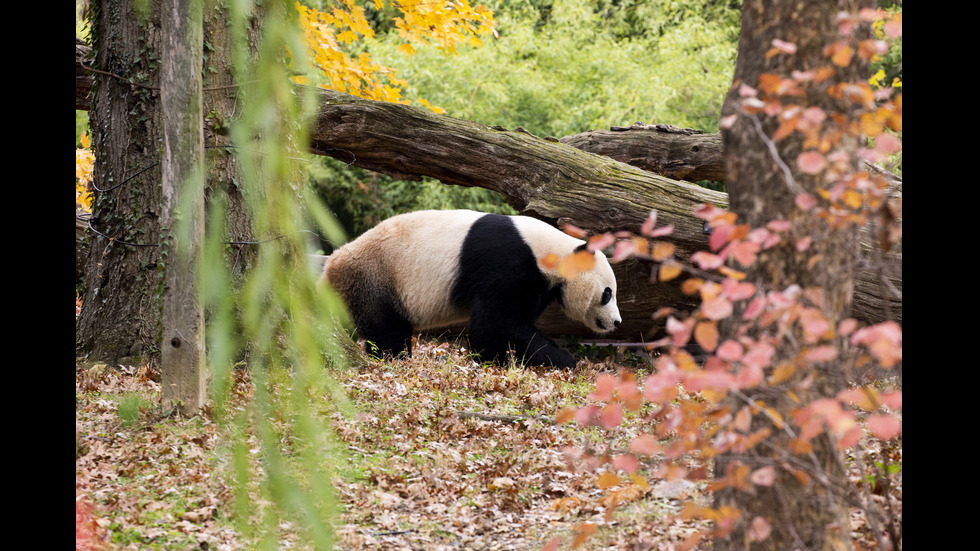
[
  {"left": 510, "top": 216, "right": 620, "bottom": 333},
  {"left": 323, "top": 209, "right": 620, "bottom": 333}
]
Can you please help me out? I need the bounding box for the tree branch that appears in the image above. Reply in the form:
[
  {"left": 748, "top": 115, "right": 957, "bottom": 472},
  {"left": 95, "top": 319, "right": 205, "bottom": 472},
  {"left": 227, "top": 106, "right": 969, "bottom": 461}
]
[{"left": 76, "top": 45, "right": 901, "bottom": 334}]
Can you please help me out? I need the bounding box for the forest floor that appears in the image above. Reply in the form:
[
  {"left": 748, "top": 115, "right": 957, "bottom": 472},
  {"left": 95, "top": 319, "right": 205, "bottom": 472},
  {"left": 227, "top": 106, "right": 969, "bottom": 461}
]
[{"left": 76, "top": 339, "right": 901, "bottom": 550}]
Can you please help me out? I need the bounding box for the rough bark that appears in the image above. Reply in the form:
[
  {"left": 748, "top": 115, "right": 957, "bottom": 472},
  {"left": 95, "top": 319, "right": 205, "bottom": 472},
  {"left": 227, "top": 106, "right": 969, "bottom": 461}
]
[
  {"left": 76, "top": 5, "right": 256, "bottom": 365},
  {"left": 560, "top": 122, "right": 727, "bottom": 184},
  {"left": 713, "top": 1, "right": 882, "bottom": 549},
  {"left": 76, "top": 0, "right": 167, "bottom": 364}
]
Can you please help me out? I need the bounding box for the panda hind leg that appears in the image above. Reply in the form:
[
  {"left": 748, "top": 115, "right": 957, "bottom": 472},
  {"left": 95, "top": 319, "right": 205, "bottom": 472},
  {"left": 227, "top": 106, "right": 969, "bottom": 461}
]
[{"left": 352, "top": 301, "right": 414, "bottom": 361}]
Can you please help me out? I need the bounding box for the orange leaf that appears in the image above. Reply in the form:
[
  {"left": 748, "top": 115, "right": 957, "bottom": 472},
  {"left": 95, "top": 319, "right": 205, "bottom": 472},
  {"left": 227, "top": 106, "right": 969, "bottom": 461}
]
[
  {"left": 694, "top": 321, "right": 719, "bottom": 352},
  {"left": 597, "top": 472, "right": 622, "bottom": 489},
  {"left": 558, "top": 250, "right": 596, "bottom": 278},
  {"left": 681, "top": 278, "right": 704, "bottom": 295},
  {"left": 758, "top": 73, "right": 783, "bottom": 95},
  {"left": 831, "top": 43, "right": 854, "bottom": 67},
  {"left": 651, "top": 241, "right": 675, "bottom": 261},
  {"left": 773, "top": 115, "right": 799, "bottom": 141},
  {"left": 554, "top": 408, "right": 576, "bottom": 424},
  {"left": 768, "top": 362, "right": 795, "bottom": 384},
  {"left": 658, "top": 261, "right": 683, "bottom": 282},
  {"left": 540, "top": 253, "right": 559, "bottom": 270},
  {"left": 734, "top": 406, "right": 752, "bottom": 432},
  {"left": 571, "top": 522, "right": 598, "bottom": 547}
]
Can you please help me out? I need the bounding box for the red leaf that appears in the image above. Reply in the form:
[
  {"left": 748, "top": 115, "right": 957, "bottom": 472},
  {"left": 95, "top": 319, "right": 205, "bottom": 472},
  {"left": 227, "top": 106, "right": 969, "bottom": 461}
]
[
  {"left": 735, "top": 363, "right": 763, "bottom": 388},
  {"left": 799, "top": 308, "right": 830, "bottom": 343},
  {"left": 630, "top": 434, "right": 662, "bottom": 456},
  {"left": 851, "top": 321, "right": 902, "bottom": 367},
  {"left": 589, "top": 374, "right": 618, "bottom": 402},
  {"left": 770, "top": 38, "right": 797, "bottom": 54},
  {"left": 766, "top": 219, "right": 791, "bottom": 232},
  {"left": 731, "top": 240, "right": 760, "bottom": 267},
  {"left": 691, "top": 251, "right": 724, "bottom": 270},
  {"left": 684, "top": 370, "right": 735, "bottom": 392},
  {"left": 743, "top": 296, "right": 767, "bottom": 320},
  {"left": 748, "top": 516, "right": 772, "bottom": 542},
  {"left": 611, "top": 239, "right": 635, "bottom": 263},
  {"left": 723, "top": 279, "right": 756, "bottom": 301},
  {"left": 797, "top": 151, "right": 827, "bottom": 175},
  {"left": 709, "top": 223, "right": 734, "bottom": 251},
  {"left": 666, "top": 316, "right": 694, "bottom": 348},
  {"left": 600, "top": 403, "right": 624, "bottom": 429},
  {"left": 867, "top": 413, "right": 902, "bottom": 440},
  {"left": 795, "top": 193, "right": 818, "bottom": 211},
  {"left": 716, "top": 340, "right": 744, "bottom": 362},
  {"left": 750, "top": 466, "right": 776, "bottom": 486},
  {"left": 805, "top": 345, "right": 838, "bottom": 363},
  {"left": 796, "top": 236, "right": 813, "bottom": 252},
  {"left": 563, "top": 224, "right": 587, "bottom": 238},
  {"left": 575, "top": 405, "right": 600, "bottom": 426},
  {"left": 837, "top": 318, "right": 858, "bottom": 336},
  {"left": 640, "top": 210, "right": 658, "bottom": 235},
  {"left": 880, "top": 390, "right": 902, "bottom": 410},
  {"left": 874, "top": 133, "right": 902, "bottom": 156},
  {"left": 588, "top": 233, "right": 616, "bottom": 252},
  {"left": 702, "top": 297, "right": 734, "bottom": 321},
  {"left": 612, "top": 453, "right": 639, "bottom": 473}
]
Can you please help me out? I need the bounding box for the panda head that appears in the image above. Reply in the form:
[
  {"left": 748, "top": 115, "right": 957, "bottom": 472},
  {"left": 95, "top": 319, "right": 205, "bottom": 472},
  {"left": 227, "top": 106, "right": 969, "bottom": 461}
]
[{"left": 561, "top": 245, "right": 621, "bottom": 334}]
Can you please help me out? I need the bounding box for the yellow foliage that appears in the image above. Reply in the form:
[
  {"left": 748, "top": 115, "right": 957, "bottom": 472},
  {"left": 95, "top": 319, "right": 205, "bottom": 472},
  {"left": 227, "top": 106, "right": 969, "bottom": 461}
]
[
  {"left": 76, "top": 133, "right": 94, "bottom": 213},
  {"left": 295, "top": 1, "right": 495, "bottom": 113}
]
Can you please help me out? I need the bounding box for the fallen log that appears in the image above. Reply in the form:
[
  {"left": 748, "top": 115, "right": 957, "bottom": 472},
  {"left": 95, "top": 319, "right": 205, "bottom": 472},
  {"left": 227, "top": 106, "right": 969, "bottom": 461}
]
[
  {"left": 76, "top": 48, "right": 900, "bottom": 336},
  {"left": 305, "top": 86, "right": 900, "bottom": 335}
]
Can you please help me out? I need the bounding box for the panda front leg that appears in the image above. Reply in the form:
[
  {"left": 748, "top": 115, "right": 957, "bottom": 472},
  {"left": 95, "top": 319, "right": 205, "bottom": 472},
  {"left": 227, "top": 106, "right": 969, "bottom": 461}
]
[
  {"left": 507, "top": 324, "right": 576, "bottom": 368},
  {"left": 468, "top": 299, "right": 576, "bottom": 368}
]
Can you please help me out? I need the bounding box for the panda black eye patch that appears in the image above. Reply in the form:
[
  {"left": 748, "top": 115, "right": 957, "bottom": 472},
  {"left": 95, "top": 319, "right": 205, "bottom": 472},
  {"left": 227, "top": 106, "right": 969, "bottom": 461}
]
[{"left": 601, "top": 287, "right": 612, "bottom": 305}]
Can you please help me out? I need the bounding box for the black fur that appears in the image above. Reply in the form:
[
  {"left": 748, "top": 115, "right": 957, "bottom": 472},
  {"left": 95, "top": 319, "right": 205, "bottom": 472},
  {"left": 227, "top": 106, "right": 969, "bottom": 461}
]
[
  {"left": 450, "top": 214, "right": 576, "bottom": 368},
  {"left": 339, "top": 270, "right": 415, "bottom": 359}
]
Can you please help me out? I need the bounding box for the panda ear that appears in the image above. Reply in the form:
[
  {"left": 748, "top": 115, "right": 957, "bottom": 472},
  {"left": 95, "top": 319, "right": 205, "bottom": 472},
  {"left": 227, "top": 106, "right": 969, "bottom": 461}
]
[{"left": 574, "top": 242, "right": 589, "bottom": 253}]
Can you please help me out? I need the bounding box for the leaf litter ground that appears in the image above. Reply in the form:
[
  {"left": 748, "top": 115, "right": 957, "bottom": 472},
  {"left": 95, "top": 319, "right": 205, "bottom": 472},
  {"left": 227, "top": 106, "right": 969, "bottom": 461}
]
[{"left": 76, "top": 338, "right": 900, "bottom": 550}]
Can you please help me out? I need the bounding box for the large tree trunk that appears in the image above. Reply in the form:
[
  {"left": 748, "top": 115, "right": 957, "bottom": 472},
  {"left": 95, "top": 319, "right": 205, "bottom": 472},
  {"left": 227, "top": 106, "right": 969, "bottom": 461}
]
[
  {"left": 76, "top": 2, "right": 255, "bottom": 365},
  {"left": 77, "top": 0, "right": 167, "bottom": 363},
  {"left": 712, "top": 0, "right": 883, "bottom": 549}
]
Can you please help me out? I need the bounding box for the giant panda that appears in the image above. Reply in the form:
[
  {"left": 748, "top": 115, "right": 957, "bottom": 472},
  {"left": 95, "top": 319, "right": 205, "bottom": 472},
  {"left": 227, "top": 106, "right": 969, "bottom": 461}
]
[{"left": 320, "top": 209, "right": 621, "bottom": 368}]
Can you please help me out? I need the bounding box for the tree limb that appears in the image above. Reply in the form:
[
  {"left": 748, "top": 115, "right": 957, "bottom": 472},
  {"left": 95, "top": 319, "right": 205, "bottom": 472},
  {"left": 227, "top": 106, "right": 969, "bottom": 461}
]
[{"left": 76, "top": 48, "right": 901, "bottom": 336}]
